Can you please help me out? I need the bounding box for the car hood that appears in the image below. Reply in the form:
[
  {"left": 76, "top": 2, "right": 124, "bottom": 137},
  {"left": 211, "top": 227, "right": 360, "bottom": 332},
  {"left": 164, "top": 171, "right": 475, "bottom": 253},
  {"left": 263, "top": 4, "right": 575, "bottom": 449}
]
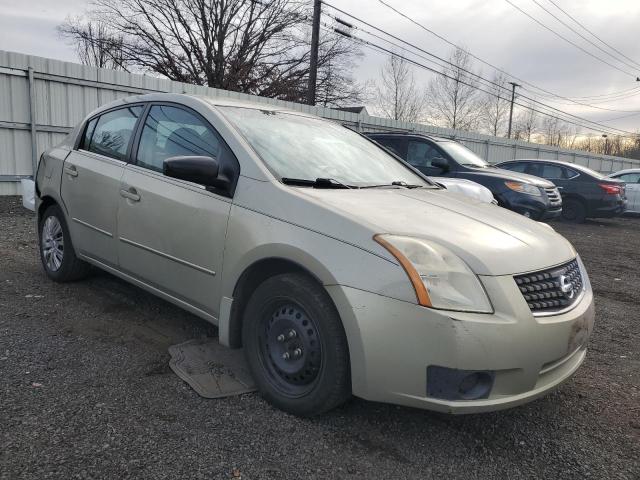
[
  {"left": 297, "top": 187, "right": 575, "bottom": 276},
  {"left": 465, "top": 166, "right": 554, "bottom": 187},
  {"left": 431, "top": 177, "right": 495, "bottom": 204}
]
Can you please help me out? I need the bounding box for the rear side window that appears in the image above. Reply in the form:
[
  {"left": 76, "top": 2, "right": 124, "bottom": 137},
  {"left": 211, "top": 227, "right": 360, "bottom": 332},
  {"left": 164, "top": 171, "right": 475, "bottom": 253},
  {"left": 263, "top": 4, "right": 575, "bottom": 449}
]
[
  {"left": 407, "top": 140, "right": 441, "bottom": 168},
  {"left": 529, "top": 163, "right": 566, "bottom": 180},
  {"left": 87, "top": 106, "right": 144, "bottom": 161},
  {"left": 136, "top": 105, "right": 222, "bottom": 173},
  {"left": 616, "top": 172, "right": 640, "bottom": 183},
  {"left": 541, "top": 164, "right": 565, "bottom": 179}
]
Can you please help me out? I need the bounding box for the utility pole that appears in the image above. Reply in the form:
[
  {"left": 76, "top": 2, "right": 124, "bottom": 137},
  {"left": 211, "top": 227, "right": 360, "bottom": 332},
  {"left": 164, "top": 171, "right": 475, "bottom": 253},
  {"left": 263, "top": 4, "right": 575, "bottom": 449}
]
[
  {"left": 307, "top": 0, "right": 321, "bottom": 106},
  {"left": 602, "top": 134, "right": 609, "bottom": 155},
  {"left": 507, "top": 82, "right": 520, "bottom": 139}
]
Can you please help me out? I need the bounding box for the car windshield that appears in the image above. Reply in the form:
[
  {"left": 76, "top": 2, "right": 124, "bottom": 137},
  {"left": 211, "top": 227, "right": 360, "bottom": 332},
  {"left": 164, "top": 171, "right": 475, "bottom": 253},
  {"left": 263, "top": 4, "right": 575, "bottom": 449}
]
[
  {"left": 219, "top": 107, "right": 431, "bottom": 187},
  {"left": 438, "top": 141, "right": 489, "bottom": 168}
]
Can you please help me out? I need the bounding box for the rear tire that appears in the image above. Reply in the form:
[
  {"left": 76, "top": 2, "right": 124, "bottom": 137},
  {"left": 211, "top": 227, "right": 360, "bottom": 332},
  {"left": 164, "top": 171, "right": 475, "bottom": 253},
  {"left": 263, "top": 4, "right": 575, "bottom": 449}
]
[
  {"left": 242, "top": 273, "right": 351, "bottom": 416},
  {"left": 38, "top": 204, "right": 90, "bottom": 282},
  {"left": 561, "top": 199, "right": 587, "bottom": 223}
]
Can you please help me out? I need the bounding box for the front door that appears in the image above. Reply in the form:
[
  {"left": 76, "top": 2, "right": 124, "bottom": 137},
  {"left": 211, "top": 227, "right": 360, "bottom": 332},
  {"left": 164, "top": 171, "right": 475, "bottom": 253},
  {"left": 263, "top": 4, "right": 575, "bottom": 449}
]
[
  {"left": 116, "top": 104, "right": 235, "bottom": 318},
  {"left": 60, "top": 105, "right": 144, "bottom": 266}
]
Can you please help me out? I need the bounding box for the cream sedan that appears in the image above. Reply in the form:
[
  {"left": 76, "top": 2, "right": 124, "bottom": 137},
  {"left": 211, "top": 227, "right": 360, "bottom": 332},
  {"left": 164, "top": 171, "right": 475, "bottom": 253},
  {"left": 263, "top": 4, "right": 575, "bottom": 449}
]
[{"left": 36, "top": 94, "right": 594, "bottom": 416}]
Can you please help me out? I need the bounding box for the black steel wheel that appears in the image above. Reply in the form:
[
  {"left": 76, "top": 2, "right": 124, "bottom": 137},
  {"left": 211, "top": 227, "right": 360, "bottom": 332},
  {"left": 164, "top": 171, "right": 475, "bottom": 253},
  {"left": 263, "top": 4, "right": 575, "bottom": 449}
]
[
  {"left": 561, "top": 198, "right": 587, "bottom": 223},
  {"left": 242, "top": 273, "right": 351, "bottom": 416}
]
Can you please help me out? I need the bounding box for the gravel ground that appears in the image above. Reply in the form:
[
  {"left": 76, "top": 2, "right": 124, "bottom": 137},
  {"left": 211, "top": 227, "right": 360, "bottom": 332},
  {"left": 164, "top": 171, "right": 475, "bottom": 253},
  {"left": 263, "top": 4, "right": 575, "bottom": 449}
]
[{"left": 0, "top": 196, "right": 638, "bottom": 480}]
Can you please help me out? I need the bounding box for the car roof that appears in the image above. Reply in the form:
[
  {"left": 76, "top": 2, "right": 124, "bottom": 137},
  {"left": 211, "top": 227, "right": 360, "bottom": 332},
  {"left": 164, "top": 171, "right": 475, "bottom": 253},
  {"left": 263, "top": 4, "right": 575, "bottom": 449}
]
[
  {"left": 366, "top": 132, "right": 453, "bottom": 142},
  {"left": 87, "top": 92, "right": 315, "bottom": 119},
  {"left": 609, "top": 168, "right": 640, "bottom": 175},
  {"left": 498, "top": 158, "right": 610, "bottom": 178}
]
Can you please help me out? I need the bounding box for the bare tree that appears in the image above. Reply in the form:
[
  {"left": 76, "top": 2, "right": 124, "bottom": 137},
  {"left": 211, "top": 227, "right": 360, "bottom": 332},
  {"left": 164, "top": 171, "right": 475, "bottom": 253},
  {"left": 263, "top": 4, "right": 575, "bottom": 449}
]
[
  {"left": 513, "top": 102, "right": 538, "bottom": 142},
  {"left": 425, "top": 47, "right": 481, "bottom": 131},
  {"left": 373, "top": 55, "right": 425, "bottom": 122},
  {"left": 58, "top": 18, "right": 128, "bottom": 70},
  {"left": 58, "top": 0, "right": 362, "bottom": 105},
  {"left": 480, "top": 72, "right": 510, "bottom": 136}
]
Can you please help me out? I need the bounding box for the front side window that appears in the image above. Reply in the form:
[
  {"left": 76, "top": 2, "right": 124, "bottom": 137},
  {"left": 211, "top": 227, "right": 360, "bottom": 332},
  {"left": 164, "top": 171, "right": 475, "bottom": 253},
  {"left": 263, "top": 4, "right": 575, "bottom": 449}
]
[
  {"left": 407, "top": 141, "right": 442, "bottom": 168},
  {"left": 376, "top": 137, "right": 404, "bottom": 157},
  {"left": 219, "top": 107, "right": 430, "bottom": 187},
  {"left": 136, "top": 105, "right": 222, "bottom": 173},
  {"left": 87, "top": 106, "right": 143, "bottom": 161}
]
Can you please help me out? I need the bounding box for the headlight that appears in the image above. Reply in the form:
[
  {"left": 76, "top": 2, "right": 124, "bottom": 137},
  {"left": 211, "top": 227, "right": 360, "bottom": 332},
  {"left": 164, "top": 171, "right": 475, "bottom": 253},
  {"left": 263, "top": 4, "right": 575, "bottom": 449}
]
[
  {"left": 374, "top": 235, "right": 493, "bottom": 313},
  {"left": 505, "top": 181, "right": 542, "bottom": 196}
]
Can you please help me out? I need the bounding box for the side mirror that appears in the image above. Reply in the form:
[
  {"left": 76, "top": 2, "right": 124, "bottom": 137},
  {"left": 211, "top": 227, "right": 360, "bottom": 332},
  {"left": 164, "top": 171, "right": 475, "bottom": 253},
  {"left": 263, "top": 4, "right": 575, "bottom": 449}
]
[
  {"left": 431, "top": 156, "right": 449, "bottom": 172},
  {"left": 163, "top": 155, "right": 230, "bottom": 190}
]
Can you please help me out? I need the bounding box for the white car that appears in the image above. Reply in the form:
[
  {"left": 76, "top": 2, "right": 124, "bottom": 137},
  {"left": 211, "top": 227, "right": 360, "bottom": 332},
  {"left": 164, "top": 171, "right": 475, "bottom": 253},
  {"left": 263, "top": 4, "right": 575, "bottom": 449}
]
[
  {"left": 607, "top": 169, "right": 640, "bottom": 213},
  {"left": 430, "top": 177, "right": 496, "bottom": 204}
]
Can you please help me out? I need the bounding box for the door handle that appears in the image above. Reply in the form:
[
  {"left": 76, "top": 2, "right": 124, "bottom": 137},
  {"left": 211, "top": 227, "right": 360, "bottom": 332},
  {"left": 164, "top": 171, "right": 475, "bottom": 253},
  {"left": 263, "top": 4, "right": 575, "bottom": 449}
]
[
  {"left": 64, "top": 165, "right": 78, "bottom": 177},
  {"left": 120, "top": 188, "right": 141, "bottom": 202}
]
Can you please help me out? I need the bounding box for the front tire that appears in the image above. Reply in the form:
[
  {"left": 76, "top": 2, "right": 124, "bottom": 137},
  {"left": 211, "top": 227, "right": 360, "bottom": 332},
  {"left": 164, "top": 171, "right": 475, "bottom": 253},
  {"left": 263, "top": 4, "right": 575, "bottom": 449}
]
[
  {"left": 38, "top": 204, "right": 90, "bottom": 282},
  {"left": 242, "top": 273, "right": 351, "bottom": 416}
]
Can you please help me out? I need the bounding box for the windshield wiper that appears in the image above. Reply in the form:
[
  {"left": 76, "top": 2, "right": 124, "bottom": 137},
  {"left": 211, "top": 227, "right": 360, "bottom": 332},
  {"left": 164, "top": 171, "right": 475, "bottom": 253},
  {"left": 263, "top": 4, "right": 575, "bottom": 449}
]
[
  {"left": 361, "top": 180, "right": 425, "bottom": 189},
  {"left": 281, "top": 177, "right": 356, "bottom": 189}
]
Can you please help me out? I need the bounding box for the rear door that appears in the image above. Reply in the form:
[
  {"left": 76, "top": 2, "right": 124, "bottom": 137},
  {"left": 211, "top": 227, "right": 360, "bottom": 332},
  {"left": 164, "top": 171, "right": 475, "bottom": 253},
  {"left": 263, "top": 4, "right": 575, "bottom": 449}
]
[
  {"left": 116, "top": 104, "right": 236, "bottom": 318},
  {"left": 60, "top": 105, "right": 144, "bottom": 266}
]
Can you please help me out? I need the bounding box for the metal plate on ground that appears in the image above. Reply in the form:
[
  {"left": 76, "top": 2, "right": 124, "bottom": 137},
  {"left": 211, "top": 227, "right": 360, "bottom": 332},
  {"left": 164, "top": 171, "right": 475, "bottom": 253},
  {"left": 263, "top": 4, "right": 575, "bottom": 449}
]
[{"left": 168, "top": 339, "right": 256, "bottom": 398}]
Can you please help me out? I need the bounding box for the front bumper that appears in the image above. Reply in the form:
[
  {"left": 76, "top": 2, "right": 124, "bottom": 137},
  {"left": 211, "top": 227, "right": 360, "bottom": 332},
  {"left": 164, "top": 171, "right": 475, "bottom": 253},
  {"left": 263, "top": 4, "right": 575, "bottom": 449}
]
[
  {"left": 498, "top": 190, "right": 561, "bottom": 221},
  {"left": 327, "top": 269, "right": 595, "bottom": 414}
]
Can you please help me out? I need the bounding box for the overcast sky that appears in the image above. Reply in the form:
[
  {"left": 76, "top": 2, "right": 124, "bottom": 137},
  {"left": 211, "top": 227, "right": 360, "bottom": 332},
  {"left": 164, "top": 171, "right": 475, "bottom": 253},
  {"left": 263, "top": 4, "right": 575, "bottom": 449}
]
[{"left": 1, "top": 0, "right": 640, "bottom": 133}]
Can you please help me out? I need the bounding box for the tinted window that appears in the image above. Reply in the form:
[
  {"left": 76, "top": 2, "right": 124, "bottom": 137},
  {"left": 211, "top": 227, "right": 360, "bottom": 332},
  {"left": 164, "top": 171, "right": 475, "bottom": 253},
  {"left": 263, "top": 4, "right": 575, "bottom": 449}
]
[
  {"left": 407, "top": 141, "right": 442, "bottom": 168},
  {"left": 80, "top": 118, "right": 97, "bottom": 150},
  {"left": 501, "top": 162, "right": 527, "bottom": 173},
  {"left": 88, "top": 106, "right": 143, "bottom": 160},
  {"left": 528, "top": 163, "right": 567, "bottom": 180},
  {"left": 136, "top": 105, "right": 222, "bottom": 173},
  {"left": 565, "top": 168, "right": 579, "bottom": 179},
  {"left": 616, "top": 172, "right": 640, "bottom": 183},
  {"left": 376, "top": 137, "right": 404, "bottom": 157},
  {"left": 541, "top": 164, "right": 565, "bottom": 179}
]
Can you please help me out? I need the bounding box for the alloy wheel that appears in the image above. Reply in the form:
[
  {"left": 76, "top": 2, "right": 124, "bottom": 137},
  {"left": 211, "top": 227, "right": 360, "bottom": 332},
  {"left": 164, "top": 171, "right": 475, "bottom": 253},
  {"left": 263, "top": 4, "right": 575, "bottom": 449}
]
[{"left": 41, "top": 216, "right": 64, "bottom": 271}]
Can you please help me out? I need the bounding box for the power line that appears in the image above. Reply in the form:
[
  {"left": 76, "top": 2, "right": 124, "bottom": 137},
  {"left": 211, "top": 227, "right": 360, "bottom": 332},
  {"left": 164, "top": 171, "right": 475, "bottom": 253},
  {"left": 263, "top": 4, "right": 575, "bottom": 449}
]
[
  {"left": 545, "top": 0, "right": 640, "bottom": 71},
  {"left": 529, "top": 0, "right": 640, "bottom": 73},
  {"left": 360, "top": 0, "right": 640, "bottom": 108},
  {"left": 327, "top": 24, "right": 634, "bottom": 137},
  {"left": 322, "top": 2, "right": 640, "bottom": 125},
  {"left": 504, "top": 0, "right": 637, "bottom": 78}
]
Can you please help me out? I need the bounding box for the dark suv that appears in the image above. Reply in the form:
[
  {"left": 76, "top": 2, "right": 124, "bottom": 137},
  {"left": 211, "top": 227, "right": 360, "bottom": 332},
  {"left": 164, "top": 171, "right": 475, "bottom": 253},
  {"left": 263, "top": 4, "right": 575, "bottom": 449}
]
[
  {"left": 496, "top": 159, "right": 627, "bottom": 222},
  {"left": 366, "top": 133, "right": 562, "bottom": 220}
]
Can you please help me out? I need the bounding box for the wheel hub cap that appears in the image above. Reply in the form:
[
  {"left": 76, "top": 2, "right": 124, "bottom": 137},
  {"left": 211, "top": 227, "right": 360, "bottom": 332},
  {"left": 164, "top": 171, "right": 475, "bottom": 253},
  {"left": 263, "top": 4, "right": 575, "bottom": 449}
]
[{"left": 263, "top": 304, "right": 321, "bottom": 387}]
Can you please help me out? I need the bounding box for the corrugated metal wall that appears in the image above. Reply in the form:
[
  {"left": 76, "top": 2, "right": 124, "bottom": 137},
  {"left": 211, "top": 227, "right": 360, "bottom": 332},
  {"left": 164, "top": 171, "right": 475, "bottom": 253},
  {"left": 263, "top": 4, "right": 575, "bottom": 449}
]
[{"left": 1, "top": 49, "right": 639, "bottom": 195}]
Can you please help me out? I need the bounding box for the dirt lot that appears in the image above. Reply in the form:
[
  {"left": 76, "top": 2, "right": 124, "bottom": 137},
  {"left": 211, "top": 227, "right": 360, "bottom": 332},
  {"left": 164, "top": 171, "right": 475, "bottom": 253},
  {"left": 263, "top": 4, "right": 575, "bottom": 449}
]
[{"left": 0, "top": 196, "right": 638, "bottom": 479}]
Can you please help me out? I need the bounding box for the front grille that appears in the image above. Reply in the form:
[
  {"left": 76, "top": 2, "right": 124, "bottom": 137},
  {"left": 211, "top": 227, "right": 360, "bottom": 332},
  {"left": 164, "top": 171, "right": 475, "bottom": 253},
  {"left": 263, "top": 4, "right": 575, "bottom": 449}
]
[
  {"left": 514, "top": 259, "right": 583, "bottom": 314},
  {"left": 544, "top": 187, "right": 562, "bottom": 207}
]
